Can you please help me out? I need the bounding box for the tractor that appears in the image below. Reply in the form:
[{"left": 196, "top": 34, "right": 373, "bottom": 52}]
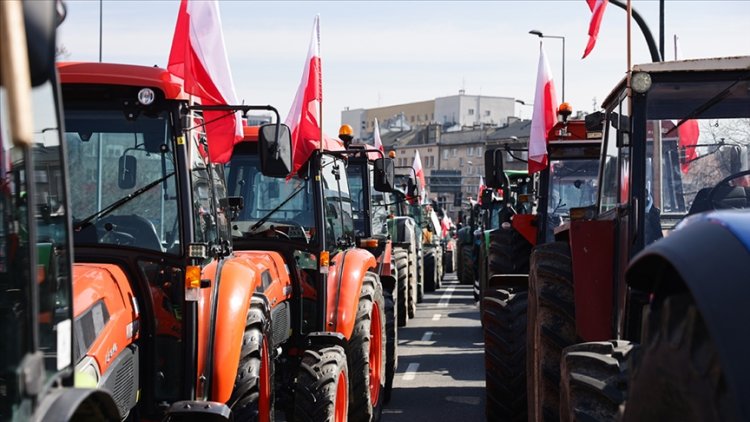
[
  {"left": 0, "top": 1, "right": 120, "bottom": 420},
  {"left": 338, "top": 143, "right": 399, "bottom": 403},
  {"left": 524, "top": 56, "right": 750, "bottom": 421},
  {"left": 225, "top": 123, "right": 388, "bottom": 421},
  {"left": 481, "top": 110, "right": 603, "bottom": 421},
  {"left": 59, "top": 62, "right": 295, "bottom": 420}
]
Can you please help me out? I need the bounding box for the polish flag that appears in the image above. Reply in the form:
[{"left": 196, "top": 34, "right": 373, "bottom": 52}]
[
  {"left": 168, "top": 0, "right": 242, "bottom": 163},
  {"left": 412, "top": 151, "right": 426, "bottom": 200},
  {"left": 582, "top": 0, "right": 609, "bottom": 59},
  {"left": 528, "top": 44, "right": 559, "bottom": 174},
  {"left": 286, "top": 15, "right": 322, "bottom": 175},
  {"left": 373, "top": 118, "right": 384, "bottom": 153},
  {"left": 477, "top": 175, "right": 485, "bottom": 205},
  {"left": 678, "top": 119, "right": 700, "bottom": 173}
]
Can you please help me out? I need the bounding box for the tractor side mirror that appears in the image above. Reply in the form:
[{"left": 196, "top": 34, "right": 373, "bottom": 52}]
[
  {"left": 118, "top": 155, "right": 137, "bottom": 189},
  {"left": 480, "top": 188, "right": 493, "bottom": 209},
  {"left": 258, "top": 123, "right": 292, "bottom": 177},
  {"left": 23, "top": 1, "right": 59, "bottom": 87},
  {"left": 373, "top": 157, "right": 395, "bottom": 192},
  {"left": 484, "top": 148, "right": 503, "bottom": 188}
]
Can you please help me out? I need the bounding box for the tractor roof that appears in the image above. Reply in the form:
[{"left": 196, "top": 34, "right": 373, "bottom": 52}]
[{"left": 57, "top": 62, "right": 189, "bottom": 100}]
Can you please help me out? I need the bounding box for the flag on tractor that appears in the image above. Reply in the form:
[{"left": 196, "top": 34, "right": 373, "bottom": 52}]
[
  {"left": 412, "top": 151, "right": 426, "bottom": 201},
  {"left": 528, "top": 44, "right": 559, "bottom": 174},
  {"left": 286, "top": 15, "right": 323, "bottom": 175},
  {"left": 374, "top": 118, "right": 384, "bottom": 153},
  {"left": 582, "top": 0, "right": 609, "bottom": 59},
  {"left": 168, "top": 0, "right": 242, "bottom": 163},
  {"left": 678, "top": 119, "right": 700, "bottom": 173}
]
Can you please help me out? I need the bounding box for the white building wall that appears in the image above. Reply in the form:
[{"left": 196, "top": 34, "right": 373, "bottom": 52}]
[
  {"left": 435, "top": 94, "right": 516, "bottom": 128},
  {"left": 341, "top": 108, "right": 367, "bottom": 140}
]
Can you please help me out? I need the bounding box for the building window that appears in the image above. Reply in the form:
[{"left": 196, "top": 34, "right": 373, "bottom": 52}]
[
  {"left": 443, "top": 150, "right": 448, "bottom": 160},
  {"left": 411, "top": 115, "right": 415, "bottom": 122},
  {"left": 428, "top": 148, "right": 432, "bottom": 153},
  {"left": 459, "top": 157, "right": 463, "bottom": 167},
  {"left": 468, "top": 108, "right": 475, "bottom": 115},
  {"left": 452, "top": 148, "right": 457, "bottom": 157},
  {"left": 431, "top": 113, "right": 435, "bottom": 120},
  {"left": 485, "top": 110, "right": 491, "bottom": 116}
]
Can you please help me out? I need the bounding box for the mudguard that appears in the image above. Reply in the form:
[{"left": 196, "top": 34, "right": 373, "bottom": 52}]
[
  {"left": 326, "top": 248, "right": 377, "bottom": 339},
  {"left": 511, "top": 214, "right": 538, "bottom": 246},
  {"left": 34, "top": 388, "right": 120, "bottom": 422},
  {"left": 72, "top": 264, "right": 139, "bottom": 378},
  {"left": 627, "top": 216, "right": 750, "bottom": 421},
  {"left": 391, "top": 216, "right": 416, "bottom": 246}
]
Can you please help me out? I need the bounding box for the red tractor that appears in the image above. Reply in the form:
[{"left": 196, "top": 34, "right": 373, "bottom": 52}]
[
  {"left": 225, "top": 122, "right": 387, "bottom": 421},
  {"left": 0, "top": 2, "right": 120, "bottom": 420},
  {"left": 59, "top": 62, "right": 292, "bottom": 420},
  {"left": 481, "top": 110, "right": 603, "bottom": 421},
  {"left": 526, "top": 56, "right": 750, "bottom": 421}
]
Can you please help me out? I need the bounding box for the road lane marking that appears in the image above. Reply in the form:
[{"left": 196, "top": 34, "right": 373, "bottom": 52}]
[
  {"left": 432, "top": 314, "right": 441, "bottom": 321},
  {"left": 438, "top": 287, "right": 455, "bottom": 307},
  {"left": 421, "top": 331, "right": 433, "bottom": 342},
  {"left": 403, "top": 363, "right": 420, "bottom": 381}
]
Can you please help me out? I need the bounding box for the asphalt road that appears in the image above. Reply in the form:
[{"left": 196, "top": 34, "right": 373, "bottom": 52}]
[{"left": 383, "top": 272, "right": 486, "bottom": 421}]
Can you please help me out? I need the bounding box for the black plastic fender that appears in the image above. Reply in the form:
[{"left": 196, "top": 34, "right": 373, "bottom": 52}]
[
  {"left": 627, "top": 220, "right": 750, "bottom": 421},
  {"left": 34, "top": 388, "right": 120, "bottom": 422}
]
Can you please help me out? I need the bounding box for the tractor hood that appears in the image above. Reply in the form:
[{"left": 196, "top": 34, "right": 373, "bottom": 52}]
[{"left": 676, "top": 209, "right": 750, "bottom": 251}]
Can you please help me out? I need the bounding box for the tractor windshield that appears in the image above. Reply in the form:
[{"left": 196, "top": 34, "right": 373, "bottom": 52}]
[
  {"left": 225, "top": 143, "right": 319, "bottom": 247},
  {"left": 547, "top": 158, "right": 600, "bottom": 223},
  {"left": 65, "top": 108, "right": 181, "bottom": 254},
  {"left": 644, "top": 77, "right": 750, "bottom": 224}
]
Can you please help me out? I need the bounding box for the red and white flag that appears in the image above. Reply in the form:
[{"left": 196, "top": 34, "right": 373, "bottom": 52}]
[
  {"left": 168, "top": 0, "right": 242, "bottom": 163},
  {"left": 582, "top": 0, "right": 609, "bottom": 59},
  {"left": 528, "top": 44, "right": 559, "bottom": 174},
  {"left": 286, "top": 15, "right": 322, "bottom": 175},
  {"left": 678, "top": 120, "right": 700, "bottom": 173},
  {"left": 412, "top": 151, "right": 426, "bottom": 200},
  {"left": 373, "top": 118, "right": 384, "bottom": 153}
]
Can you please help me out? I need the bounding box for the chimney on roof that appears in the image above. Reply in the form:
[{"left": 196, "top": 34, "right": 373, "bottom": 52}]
[{"left": 459, "top": 89, "right": 465, "bottom": 95}]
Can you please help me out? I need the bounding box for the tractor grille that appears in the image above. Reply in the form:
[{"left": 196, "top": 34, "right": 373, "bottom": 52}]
[{"left": 271, "top": 302, "right": 291, "bottom": 346}]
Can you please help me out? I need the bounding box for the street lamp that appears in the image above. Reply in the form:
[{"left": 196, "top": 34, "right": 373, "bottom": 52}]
[{"left": 529, "top": 29, "right": 565, "bottom": 103}]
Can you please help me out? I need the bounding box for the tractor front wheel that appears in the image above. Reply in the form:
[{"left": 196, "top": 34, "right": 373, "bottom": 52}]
[
  {"left": 294, "top": 345, "right": 349, "bottom": 422},
  {"left": 394, "top": 248, "right": 409, "bottom": 327},
  {"left": 460, "top": 244, "right": 475, "bottom": 286}
]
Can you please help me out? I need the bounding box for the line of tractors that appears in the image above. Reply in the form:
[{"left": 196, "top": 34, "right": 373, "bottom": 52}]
[
  {"left": 472, "top": 53, "right": 750, "bottom": 422},
  {"left": 1, "top": 2, "right": 453, "bottom": 421}
]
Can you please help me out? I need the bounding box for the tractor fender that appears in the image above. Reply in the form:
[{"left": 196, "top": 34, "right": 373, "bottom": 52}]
[
  {"left": 327, "top": 248, "right": 377, "bottom": 339},
  {"left": 72, "top": 264, "right": 139, "bottom": 378},
  {"left": 627, "top": 218, "right": 750, "bottom": 421},
  {"left": 391, "top": 216, "right": 416, "bottom": 246},
  {"left": 208, "top": 256, "right": 264, "bottom": 403},
  {"left": 34, "top": 387, "right": 120, "bottom": 422},
  {"left": 511, "top": 213, "right": 538, "bottom": 247}
]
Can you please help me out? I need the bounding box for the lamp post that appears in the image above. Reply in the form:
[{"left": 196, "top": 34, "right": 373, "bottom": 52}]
[{"left": 529, "top": 29, "right": 565, "bottom": 103}]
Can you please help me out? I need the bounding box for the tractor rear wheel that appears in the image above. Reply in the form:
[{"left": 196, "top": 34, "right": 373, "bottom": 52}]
[
  {"left": 294, "top": 345, "right": 349, "bottom": 422},
  {"left": 482, "top": 288, "right": 528, "bottom": 422},
  {"left": 622, "top": 293, "right": 740, "bottom": 421},
  {"left": 489, "top": 227, "right": 531, "bottom": 277},
  {"left": 423, "top": 248, "right": 436, "bottom": 293},
  {"left": 347, "top": 273, "right": 386, "bottom": 422},
  {"left": 228, "top": 304, "right": 274, "bottom": 421},
  {"left": 408, "top": 249, "right": 417, "bottom": 319},
  {"left": 394, "top": 248, "right": 409, "bottom": 327},
  {"left": 560, "top": 340, "right": 635, "bottom": 422},
  {"left": 460, "top": 244, "right": 475, "bottom": 286},
  {"left": 527, "top": 241, "right": 575, "bottom": 422}
]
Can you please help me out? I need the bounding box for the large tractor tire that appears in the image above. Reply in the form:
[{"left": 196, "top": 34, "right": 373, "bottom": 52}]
[
  {"left": 407, "top": 248, "right": 417, "bottom": 319},
  {"left": 347, "top": 273, "right": 386, "bottom": 422},
  {"left": 435, "top": 246, "right": 443, "bottom": 290},
  {"left": 489, "top": 227, "right": 532, "bottom": 277},
  {"left": 622, "top": 293, "right": 740, "bottom": 421},
  {"left": 482, "top": 288, "right": 528, "bottom": 422},
  {"left": 293, "top": 345, "right": 349, "bottom": 422},
  {"left": 416, "top": 250, "right": 424, "bottom": 304},
  {"left": 423, "top": 248, "right": 437, "bottom": 293},
  {"left": 394, "top": 248, "right": 409, "bottom": 327},
  {"left": 475, "top": 240, "right": 488, "bottom": 301},
  {"left": 560, "top": 340, "right": 635, "bottom": 422},
  {"left": 383, "top": 286, "right": 397, "bottom": 404},
  {"left": 228, "top": 304, "right": 274, "bottom": 421},
  {"left": 527, "top": 241, "right": 575, "bottom": 422},
  {"left": 460, "top": 244, "right": 475, "bottom": 286}
]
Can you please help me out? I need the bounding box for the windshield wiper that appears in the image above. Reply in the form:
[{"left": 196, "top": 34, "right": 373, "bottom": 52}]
[
  {"left": 249, "top": 183, "right": 305, "bottom": 233},
  {"left": 74, "top": 172, "right": 175, "bottom": 230}
]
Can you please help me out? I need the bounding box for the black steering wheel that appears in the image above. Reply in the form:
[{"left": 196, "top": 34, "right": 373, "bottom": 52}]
[{"left": 707, "top": 169, "right": 750, "bottom": 210}]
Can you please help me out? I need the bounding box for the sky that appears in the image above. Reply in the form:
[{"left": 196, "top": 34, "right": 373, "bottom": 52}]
[{"left": 57, "top": 1, "right": 750, "bottom": 136}]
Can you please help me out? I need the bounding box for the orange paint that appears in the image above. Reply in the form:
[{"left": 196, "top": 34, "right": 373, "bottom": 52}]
[{"left": 326, "top": 248, "right": 376, "bottom": 339}]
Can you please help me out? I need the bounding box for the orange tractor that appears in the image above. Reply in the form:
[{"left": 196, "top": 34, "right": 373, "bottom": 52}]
[
  {"left": 224, "top": 121, "right": 388, "bottom": 420},
  {"left": 58, "top": 62, "right": 297, "bottom": 420},
  {"left": 0, "top": 2, "right": 120, "bottom": 420}
]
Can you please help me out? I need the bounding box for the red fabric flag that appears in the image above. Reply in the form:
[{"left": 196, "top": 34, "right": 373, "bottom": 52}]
[
  {"left": 412, "top": 151, "right": 426, "bottom": 202},
  {"left": 582, "top": 0, "right": 609, "bottom": 59},
  {"left": 528, "top": 44, "right": 559, "bottom": 174},
  {"left": 678, "top": 119, "right": 700, "bottom": 173},
  {"left": 285, "top": 15, "right": 322, "bottom": 175},
  {"left": 167, "top": 0, "right": 242, "bottom": 163}
]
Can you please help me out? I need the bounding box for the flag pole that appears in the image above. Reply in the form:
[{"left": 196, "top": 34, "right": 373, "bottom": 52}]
[
  {"left": 316, "top": 15, "right": 323, "bottom": 153},
  {"left": 626, "top": 0, "right": 632, "bottom": 116}
]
